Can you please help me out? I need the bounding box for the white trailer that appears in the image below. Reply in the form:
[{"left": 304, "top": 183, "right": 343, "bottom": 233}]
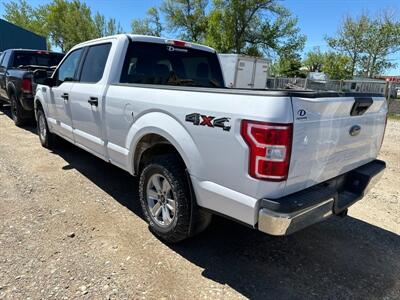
[{"left": 218, "top": 54, "right": 269, "bottom": 89}]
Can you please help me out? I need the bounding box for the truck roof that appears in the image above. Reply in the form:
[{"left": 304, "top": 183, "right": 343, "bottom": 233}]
[
  {"left": 3, "top": 49, "right": 63, "bottom": 55},
  {"left": 72, "top": 34, "right": 216, "bottom": 53}
]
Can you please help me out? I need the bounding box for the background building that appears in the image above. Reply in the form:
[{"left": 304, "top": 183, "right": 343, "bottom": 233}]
[{"left": 0, "top": 19, "right": 46, "bottom": 52}]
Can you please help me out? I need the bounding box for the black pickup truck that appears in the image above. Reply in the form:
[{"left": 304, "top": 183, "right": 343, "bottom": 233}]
[{"left": 0, "top": 49, "right": 64, "bottom": 126}]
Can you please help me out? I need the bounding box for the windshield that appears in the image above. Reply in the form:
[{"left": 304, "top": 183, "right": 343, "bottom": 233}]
[
  {"left": 12, "top": 52, "right": 64, "bottom": 68},
  {"left": 120, "top": 41, "right": 224, "bottom": 88}
]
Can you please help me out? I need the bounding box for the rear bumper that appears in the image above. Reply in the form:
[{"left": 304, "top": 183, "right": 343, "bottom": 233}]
[
  {"left": 20, "top": 94, "right": 34, "bottom": 111},
  {"left": 258, "top": 159, "right": 386, "bottom": 236}
]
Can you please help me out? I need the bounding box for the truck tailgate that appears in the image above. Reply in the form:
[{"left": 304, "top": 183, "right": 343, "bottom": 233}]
[{"left": 285, "top": 95, "right": 387, "bottom": 195}]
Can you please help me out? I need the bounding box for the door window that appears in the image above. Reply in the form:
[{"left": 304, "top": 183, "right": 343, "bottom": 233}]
[
  {"left": 0, "top": 51, "right": 11, "bottom": 68},
  {"left": 0, "top": 53, "right": 4, "bottom": 66},
  {"left": 56, "top": 48, "right": 83, "bottom": 85},
  {"left": 79, "top": 43, "right": 111, "bottom": 83}
]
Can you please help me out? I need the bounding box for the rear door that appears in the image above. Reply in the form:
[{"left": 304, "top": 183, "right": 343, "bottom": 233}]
[
  {"left": 285, "top": 95, "right": 387, "bottom": 195},
  {"left": 69, "top": 42, "right": 112, "bottom": 158},
  {"left": 50, "top": 48, "right": 83, "bottom": 142}
]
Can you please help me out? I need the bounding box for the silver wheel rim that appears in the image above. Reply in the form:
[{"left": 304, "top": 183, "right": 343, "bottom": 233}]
[
  {"left": 146, "top": 174, "right": 176, "bottom": 227},
  {"left": 38, "top": 112, "right": 47, "bottom": 142}
]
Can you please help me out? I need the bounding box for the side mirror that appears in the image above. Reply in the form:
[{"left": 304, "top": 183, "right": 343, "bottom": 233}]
[
  {"left": 43, "top": 77, "right": 56, "bottom": 87},
  {"left": 33, "top": 69, "right": 56, "bottom": 87}
]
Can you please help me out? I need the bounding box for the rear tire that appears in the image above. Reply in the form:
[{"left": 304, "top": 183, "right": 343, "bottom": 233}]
[
  {"left": 36, "top": 107, "right": 56, "bottom": 149},
  {"left": 139, "top": 154, "right": 211, "bottom": 243},
  {"left": 10, "top": 93, "right": 26, "bottom": 127}
]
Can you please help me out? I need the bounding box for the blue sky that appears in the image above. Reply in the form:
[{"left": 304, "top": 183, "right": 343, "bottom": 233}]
[{"left": 1, "top": 0, "right": 399, "bottom": 74}]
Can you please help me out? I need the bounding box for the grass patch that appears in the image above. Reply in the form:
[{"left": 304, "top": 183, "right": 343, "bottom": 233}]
[{"left": 388, "top": 113, "right": 400, "bottom": 121}]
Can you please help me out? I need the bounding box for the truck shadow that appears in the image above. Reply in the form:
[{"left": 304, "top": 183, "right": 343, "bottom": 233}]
[
  {"left": 43, "top": 132, "right": 400, "bottom": 300},
  {"left": 0, "top": 105, "right": 37, "bottom": 134}
]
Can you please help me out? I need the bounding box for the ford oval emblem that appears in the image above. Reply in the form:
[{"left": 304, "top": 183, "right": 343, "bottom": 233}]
[{"left": 349, "top": 125, "right": 361, "bottom": 136}]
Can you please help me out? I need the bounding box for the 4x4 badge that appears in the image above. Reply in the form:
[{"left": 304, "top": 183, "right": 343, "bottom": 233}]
[{"left": 185, "top": 113, "right": 231, "bottom": 131}]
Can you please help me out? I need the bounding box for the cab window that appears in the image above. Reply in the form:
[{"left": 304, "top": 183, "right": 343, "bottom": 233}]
[{"left": 55, "top": 48, "right": 83, "bottom": 85}]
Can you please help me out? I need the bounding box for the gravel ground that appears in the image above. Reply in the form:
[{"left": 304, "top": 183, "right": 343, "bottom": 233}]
[{"left": 0, "top": 107, "right": 399, "bottom": 300}]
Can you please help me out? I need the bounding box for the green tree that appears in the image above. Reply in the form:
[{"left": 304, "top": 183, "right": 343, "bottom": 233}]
[
  {"left": 303, "top": 47, "right": 324, "bottom": 72},
  {"left": 322, "top": 52, "right": 352, "bottom": 80},
  {"left": 205, "top": 0, "right": 306, "bottom": 58},
  {"left": 272, "top": 54, "right": 305, "bottom": 78},
  {"left": 131, "top": 7, "right": 163, "bottom": 37},
  {"left": 161, "top": 0, "right": 208, "bottom": 42},
  {"left": 326, "top": 14, "right": 369, "bottom": 77},
  {"left": 94, "top": 12, "right": 123, "bottom": 37},
  {"left": 45, "top": 0, "right": 97, "bottom": 51},
  {"left": 359, "top": 12, "right": 400, "bottom": 77},
  {"left": 3, "top": 0, "right": 123, "bottom": 52},
  {"left": 326, "top": 11, "right": 400, "bottom": 77}
]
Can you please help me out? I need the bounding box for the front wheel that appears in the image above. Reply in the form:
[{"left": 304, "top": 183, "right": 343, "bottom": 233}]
[
  {"left": 139, "top": 154, "right": 211, "bottom": 243},
  {"left": 36, "top": 108, "right": 56, "bottom": 149}
]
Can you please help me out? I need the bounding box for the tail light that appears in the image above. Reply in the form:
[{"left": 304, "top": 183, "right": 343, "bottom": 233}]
[
  {"left": 241, "top": 120, "right": 293, "bottom": 181},
  {"left": 22, "top": 78, "right": 32, "bottom": 93}
]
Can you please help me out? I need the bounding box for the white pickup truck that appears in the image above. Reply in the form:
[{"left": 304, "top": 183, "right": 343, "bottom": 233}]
[{"left": 34, "top": 34, "right": 387, "bottom": 242}]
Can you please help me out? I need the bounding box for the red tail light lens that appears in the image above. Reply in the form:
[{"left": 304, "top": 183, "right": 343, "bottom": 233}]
[
  {"left": 241, "top": 120, "right": 293, "bottom": 181},
  {"left": 22, "top": 78, "right": 32, "bottom": 93}
]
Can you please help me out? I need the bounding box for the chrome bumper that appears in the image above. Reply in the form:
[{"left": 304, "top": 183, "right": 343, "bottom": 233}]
[
  {"left": 258, "top": 199, "right": 334, "bottom": 235},
  {"left": 258, "top": 159, "right": 385, "bottom": 236}
]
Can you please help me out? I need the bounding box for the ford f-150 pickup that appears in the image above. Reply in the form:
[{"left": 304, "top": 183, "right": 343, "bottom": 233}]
[
  {"left": 33, "top": 34, "right": 387, "bottom": 242},
  {"left": 0, "top": 49, "right": 64, "bottom": 126}
]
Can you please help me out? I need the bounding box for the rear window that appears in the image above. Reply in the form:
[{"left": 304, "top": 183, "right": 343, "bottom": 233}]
[
  {"left": 12, "top": 52, "right": 64, "bottom": 68},
  {"left": 120, "top": 42, "right": 224, "bottom": 88}
]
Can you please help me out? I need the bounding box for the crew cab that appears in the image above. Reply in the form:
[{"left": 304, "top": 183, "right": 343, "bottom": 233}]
[
  {"left": 0, "top": 49, "right": 64, "bottom": 126},
  {"left": 34, "top": 35, "right": 387, "bottom": 242}
]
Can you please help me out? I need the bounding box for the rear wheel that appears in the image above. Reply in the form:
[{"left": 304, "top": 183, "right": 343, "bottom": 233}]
[
  {"left": 139, "top": 154, "right": 211, "bottom": 243},
  {"left": 37, "top": 107, "right": 56, "bottom": 149},
  {"left": 10, "top": 94, "right": 26, "bottom": 127}
]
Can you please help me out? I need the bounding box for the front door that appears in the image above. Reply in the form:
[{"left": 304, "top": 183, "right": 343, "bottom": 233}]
[{"left": 50, "top": 48, "right": 84, "bottom": 141}]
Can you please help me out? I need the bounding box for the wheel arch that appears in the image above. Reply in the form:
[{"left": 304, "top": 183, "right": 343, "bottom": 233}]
[
  {"left": 34, "top": 94, "right": 46, "bottom": 120},
  {"left": 127, "top": 112, "right": 203, "bottom": 177},
  {"left": 6, "top": 82, "right": 17, "bottom": 99}
]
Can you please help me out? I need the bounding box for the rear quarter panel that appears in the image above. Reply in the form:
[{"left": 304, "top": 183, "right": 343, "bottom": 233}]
[{"left": 105, "top": 85, "right": 293, "bottom": 225}]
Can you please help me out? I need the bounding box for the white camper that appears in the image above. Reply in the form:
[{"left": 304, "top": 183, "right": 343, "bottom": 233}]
[{"left": 218, "top": 54, "right": 269, "bottom": 89}]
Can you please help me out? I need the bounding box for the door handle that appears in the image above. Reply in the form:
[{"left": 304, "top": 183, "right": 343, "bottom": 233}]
[
  {"left": 61, "top": 93, "right": 69, "bottom": 100},
  {"left": 88, "top": 97, "right": 98, "bottom": 106}
]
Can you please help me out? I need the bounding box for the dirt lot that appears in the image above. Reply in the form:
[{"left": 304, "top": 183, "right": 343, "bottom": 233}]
[{"left": 0, "top": 107, "right": 399, "bottom": 299}]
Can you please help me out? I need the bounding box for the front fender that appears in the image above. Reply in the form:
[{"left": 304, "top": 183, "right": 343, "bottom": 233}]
[
  {"left": 126, "top": 112, "right": 203, "bottom": 176},
  {"left": 33, "top": 87, "right": 47, "bottom": 118}
]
